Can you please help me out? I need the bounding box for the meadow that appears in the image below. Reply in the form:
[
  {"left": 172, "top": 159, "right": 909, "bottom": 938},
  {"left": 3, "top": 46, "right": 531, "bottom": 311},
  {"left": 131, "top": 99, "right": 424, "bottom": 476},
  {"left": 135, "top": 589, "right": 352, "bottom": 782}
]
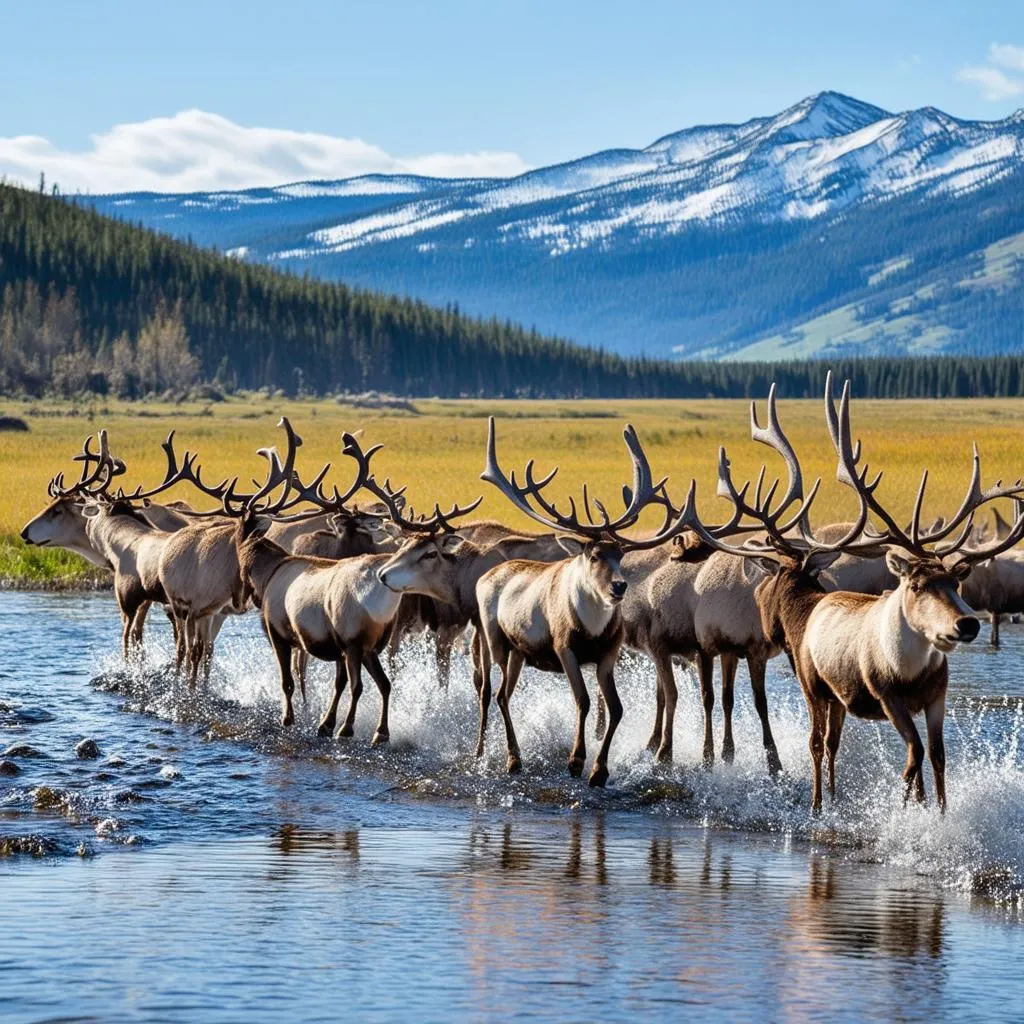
[{"left": 2, "top": 392, "right": 1022, "bottom": 586}]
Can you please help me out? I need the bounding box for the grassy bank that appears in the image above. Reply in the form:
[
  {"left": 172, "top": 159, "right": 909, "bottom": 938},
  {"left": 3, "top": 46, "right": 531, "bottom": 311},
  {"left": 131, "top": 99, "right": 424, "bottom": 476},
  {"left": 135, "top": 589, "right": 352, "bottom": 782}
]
[{"left": 3, "top": 392, "right": 1024, "bottom": 588}]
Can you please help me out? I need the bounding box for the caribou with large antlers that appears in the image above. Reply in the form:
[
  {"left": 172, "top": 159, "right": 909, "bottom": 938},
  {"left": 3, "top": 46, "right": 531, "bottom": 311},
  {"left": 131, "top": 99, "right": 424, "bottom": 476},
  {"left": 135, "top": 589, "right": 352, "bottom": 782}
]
[
  {"left": 679, "top": 374, "right": 1024, "bottom": 812},
  {"left": 474, "top": 417, "right": 703, "bottom": 786},
  {"left": 226, "top": 428, "right": 412, "bottom": 740}
]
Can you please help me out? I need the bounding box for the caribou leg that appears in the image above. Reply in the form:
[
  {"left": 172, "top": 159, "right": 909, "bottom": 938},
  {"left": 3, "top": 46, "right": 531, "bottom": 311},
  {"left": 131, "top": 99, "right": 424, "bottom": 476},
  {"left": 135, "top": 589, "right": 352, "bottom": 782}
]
[
  {"left": 990, "top": 612, "right": 1001, "bottom": 648},
  {"left": 720, "top": 652, "right": 738, "bottom": 764},
  {"left": 129, "top": 601, "right": 151, "bottom": 652},
  {"left": 269, "top": 632, "right": 296, "bottom": 726},
  {"left": 471, "top": 629, "right": 492, "bottom": 758},
  {"left": 697, "top": 650, "right": 716, "bottom": 770},
  {"left": 652, "top": 649, "right": 678, "bottom": 764},
  {"left": 589, "top": 651, "right": 623, "bottom": 788},
  {"left": 594, "top": 693, "right": 607, "bottom": 742},
  {"left": 646, "top": 665, "right": 666, "bottom": 755},
  {"left": 807, "top": 695, "right": 828, "bottom": 814},
  {"left": 879, "top": 693, "right": 927, "bottom": 806},
  {"left": 748, "top": 654, "right": 783, "bottom": 775},
  {"left": 318, "top": 658, "right": 348, "bottom": 737},
  {"left": 925, "top": 678, "right": 948, "bottom": 813},
  {"left": 292, "top": 649, "right": 309, "bottom": 702},
  {"left": 362, "top": 651, "right": 392, "bottom": 746},
  {"left": 494, "top": 648, "right": 525, "bottom": 774},
  {"left": 556, "top": 648, "right": 591, "bottom": 780},
  {"left": 824, "top": 700, "right": 846, "bottom": 799},
  {"left": 338, "top": 646, "right": 364, "bottom": 738}
]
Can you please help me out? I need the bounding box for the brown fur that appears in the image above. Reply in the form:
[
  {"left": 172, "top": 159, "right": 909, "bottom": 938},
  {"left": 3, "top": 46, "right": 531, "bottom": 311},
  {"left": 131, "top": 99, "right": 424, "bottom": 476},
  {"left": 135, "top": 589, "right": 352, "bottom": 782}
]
[{"left": 475, "top": 541, "right": 628, "bottom": 786}]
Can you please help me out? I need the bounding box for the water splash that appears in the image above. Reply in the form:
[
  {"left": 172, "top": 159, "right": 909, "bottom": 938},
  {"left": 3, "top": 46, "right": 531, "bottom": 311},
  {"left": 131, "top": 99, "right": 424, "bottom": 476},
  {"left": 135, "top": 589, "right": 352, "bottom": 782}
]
[{"left": 87, "top": 612, "right": 1024, "bottom": 904}]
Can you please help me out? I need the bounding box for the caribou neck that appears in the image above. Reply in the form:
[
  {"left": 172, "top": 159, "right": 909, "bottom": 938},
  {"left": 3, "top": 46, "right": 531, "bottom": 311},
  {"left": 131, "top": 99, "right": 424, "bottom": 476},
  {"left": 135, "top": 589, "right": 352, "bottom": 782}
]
[
  {"left": 877, "top": 585, "right": 945, "bottom": 678},
  {"left": 563, "top": 557, "right": 618, "bottom": 637},
  {"left": 238, "top": 536, "right": 290, "bottom": 607}
]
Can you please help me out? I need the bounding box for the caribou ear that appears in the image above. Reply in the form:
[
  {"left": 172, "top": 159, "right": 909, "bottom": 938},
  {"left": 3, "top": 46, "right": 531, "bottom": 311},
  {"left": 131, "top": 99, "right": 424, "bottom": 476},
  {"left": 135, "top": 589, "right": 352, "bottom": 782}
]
[
  {"left": 81, "top": 503, "right": 101, "bottom": 518},
  {"left": 804, "top": 550, "right": 843, "bottom": 578},
  {"left": 885, "top": 551, "right": 913, "bottom": 578},
  {"left": 670, "top": 530, "right": 711, "bottom": 563},
  {"left": 327, "top": 513, "right": 348, "bottom": 536},
  {"left": 951, "top": 560, "right": 973, "bottom": 581},
  {"left": 242, "top": 514, "right": 271, "bottom": 541},
  {"left": 556, "top": 535, "right": 585, "bottom": 557},
  {"left": 743, "top": 556, "right": 780, "bottom": 582},
  {"left": 440, "top": 534, "right": 464, "bottom": 554}
]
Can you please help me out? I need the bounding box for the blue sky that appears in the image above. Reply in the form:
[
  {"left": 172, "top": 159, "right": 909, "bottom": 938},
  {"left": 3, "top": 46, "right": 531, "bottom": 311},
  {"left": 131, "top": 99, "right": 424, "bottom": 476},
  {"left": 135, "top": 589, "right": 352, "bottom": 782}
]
[{"left": 1, "top": 0, "right": 1022, "bottom": 191}]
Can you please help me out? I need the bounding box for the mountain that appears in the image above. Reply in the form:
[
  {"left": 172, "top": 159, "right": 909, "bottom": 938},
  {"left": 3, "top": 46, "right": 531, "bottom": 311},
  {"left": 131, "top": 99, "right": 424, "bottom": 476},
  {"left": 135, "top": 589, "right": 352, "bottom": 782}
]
[{"left": 87, "top": 93, "right": 1024, "bottom": 361}]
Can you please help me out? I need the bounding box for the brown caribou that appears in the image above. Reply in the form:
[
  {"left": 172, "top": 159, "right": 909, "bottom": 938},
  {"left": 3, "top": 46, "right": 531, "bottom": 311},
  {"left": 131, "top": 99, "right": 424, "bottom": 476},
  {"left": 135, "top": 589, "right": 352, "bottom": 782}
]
[
  {"left": 678, "top": 375, "right": 1024, "bottom": 812},
  {"left": 473, "top": 417, "right": 719, "bottom": 787}
]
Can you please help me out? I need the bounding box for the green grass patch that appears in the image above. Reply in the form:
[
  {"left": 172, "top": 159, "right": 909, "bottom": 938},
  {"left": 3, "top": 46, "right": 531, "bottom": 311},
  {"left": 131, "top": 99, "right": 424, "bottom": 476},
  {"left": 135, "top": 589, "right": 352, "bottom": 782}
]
[{"left": 0, "top": 534, "right": 109, "bottom": 590}]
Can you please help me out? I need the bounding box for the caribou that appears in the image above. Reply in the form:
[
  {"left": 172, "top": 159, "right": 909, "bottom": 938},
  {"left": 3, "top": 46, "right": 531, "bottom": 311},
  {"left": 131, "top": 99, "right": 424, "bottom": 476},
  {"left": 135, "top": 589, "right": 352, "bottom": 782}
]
[
  {"left": 677, "top": 374, "right": 1024, "bottom": 812},
  {"left": 472, "top": 417, "right": 710, "bottom": 787},
  {"left": 373, "top": 478, "right": 565, "bottom": 757}
]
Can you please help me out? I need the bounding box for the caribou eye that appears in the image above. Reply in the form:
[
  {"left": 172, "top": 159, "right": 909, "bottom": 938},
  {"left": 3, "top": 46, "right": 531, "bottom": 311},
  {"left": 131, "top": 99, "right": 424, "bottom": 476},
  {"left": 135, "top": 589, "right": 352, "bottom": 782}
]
[{"left": 422, "top": 550, "right": 438, "bottom": 561}]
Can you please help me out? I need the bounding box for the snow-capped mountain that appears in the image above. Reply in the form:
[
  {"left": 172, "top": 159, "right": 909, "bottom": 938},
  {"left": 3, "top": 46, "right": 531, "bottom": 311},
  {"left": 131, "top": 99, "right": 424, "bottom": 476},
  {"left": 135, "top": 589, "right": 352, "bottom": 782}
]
[{"left": 89, "top": 93, "right": 1024, "bottom": 360}]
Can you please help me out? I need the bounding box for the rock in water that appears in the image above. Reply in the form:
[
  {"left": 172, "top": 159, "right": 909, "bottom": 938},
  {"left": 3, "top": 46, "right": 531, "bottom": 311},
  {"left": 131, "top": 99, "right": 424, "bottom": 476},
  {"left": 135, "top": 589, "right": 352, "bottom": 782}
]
[
  {"left": 75, "top": 739, "right": 101, "bottom": 760},
  {"left": 2, "top": 743, "right": 44, "bottom": 759},
  {"left": 0, "top": 760, "right": 20, "bottom": 776}
]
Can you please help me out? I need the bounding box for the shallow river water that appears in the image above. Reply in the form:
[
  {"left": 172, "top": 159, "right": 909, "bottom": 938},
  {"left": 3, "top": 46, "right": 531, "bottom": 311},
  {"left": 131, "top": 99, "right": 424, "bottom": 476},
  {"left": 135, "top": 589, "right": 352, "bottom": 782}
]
[{"left": 2, "top": 591, "right": 1024, "bottom": 1022}]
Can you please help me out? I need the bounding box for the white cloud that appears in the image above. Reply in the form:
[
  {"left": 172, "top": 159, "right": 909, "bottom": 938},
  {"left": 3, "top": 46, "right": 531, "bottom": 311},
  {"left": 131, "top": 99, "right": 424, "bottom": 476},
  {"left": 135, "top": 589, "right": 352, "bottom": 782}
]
[
  {"left": 990, "top": 43, "right": 1024, "bottom": 72},
  {"left": 957, "top": 43, "right": 1024, "bottom": 102},
  {"left": 0, "top": 110, "right": 529, "bottom": 194}
]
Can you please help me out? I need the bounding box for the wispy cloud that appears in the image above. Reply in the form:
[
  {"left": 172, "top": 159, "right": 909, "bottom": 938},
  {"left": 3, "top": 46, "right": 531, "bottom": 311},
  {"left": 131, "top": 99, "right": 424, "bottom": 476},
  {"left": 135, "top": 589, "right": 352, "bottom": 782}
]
[
  {"left": 957, "top": 43, "right": 1024, "bottom": 102},
  {"left": 0, "top": 110, "right": 529, "bottom": 193}
]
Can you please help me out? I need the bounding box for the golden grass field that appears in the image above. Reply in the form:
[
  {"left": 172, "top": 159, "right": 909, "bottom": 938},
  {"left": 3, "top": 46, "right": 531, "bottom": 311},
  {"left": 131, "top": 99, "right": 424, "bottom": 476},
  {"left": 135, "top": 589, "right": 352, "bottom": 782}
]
[{"left": 1, "top": 392, "right": 1022, "bottom": 583}]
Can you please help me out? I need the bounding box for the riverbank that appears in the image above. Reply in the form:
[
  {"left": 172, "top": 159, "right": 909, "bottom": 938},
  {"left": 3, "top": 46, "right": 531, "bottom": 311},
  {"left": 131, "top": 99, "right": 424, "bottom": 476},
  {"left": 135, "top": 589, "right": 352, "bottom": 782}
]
[
  {"left": 0, "top": 535, "right": 109, "bottom": 590},
  {"left": 5, "top": 393, "right": 1024, "bottom": 588}
]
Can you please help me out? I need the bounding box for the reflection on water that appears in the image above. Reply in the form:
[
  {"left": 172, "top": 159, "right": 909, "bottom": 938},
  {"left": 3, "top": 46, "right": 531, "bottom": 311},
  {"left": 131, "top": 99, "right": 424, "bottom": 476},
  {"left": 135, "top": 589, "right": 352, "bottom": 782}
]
[
  {"left": 2, "top": 818, "right": 1022, "bottom": 1022},
  {"left": 2, "top": 592, "right": 1024, "bottom": 1019}
]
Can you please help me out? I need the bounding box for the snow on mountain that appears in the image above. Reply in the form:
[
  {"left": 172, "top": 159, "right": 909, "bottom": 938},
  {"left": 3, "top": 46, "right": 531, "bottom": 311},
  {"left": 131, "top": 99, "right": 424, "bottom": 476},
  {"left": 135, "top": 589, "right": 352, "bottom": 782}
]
[
  {"left": 251, "top": 92, "right": 1023, "bottom": 260},
  {"left": 86, "top": 92, "right": 1024, "bottom": 361}
]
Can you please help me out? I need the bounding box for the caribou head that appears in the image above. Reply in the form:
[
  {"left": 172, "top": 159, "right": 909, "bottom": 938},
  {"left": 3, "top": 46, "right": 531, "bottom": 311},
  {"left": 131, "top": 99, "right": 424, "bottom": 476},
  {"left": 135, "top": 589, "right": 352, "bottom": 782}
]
[
  {"left": 475, "top": 416, "right": 695, "bottom": 609},
  {"left": 21, "top": 431, "right": 126, "bottom": 566}
]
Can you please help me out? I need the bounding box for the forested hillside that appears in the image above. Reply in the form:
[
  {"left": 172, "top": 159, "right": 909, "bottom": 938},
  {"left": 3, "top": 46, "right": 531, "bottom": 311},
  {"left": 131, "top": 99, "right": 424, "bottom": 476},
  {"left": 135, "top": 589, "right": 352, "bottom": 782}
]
[{"left": 4, "top": 182, "right": 1024, "bottom": 399}]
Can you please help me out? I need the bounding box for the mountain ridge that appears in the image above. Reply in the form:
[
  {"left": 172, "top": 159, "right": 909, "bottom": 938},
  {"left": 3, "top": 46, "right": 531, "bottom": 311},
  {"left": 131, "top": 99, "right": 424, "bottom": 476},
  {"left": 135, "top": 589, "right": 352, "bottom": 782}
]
[{"left": 86, "top": 92, "right": 1024, "bottom": 361}]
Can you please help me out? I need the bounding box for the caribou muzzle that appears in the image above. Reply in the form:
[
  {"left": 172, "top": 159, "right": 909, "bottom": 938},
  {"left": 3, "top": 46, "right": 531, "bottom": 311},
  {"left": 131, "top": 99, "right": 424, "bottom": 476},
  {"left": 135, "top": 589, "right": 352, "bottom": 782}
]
[
  {"left": 609, "top": 580, "right": 628, "bottom": 602},
  {"left": 953, "top": 615, "right": 981, "bottom": 643}
]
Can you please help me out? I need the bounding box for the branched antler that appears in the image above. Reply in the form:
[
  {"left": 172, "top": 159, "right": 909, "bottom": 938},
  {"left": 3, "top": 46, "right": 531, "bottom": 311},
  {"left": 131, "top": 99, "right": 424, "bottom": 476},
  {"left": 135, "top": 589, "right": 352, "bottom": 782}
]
[{"left": 481, "top": 417, "right": 690, "bottom": 550}]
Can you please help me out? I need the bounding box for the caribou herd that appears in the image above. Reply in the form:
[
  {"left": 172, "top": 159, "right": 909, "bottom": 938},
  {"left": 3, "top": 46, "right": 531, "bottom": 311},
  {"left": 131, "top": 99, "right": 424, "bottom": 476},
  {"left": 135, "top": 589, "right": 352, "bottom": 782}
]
[{"left": 19, "top": 373, "right": 1024, "bottom": 810}]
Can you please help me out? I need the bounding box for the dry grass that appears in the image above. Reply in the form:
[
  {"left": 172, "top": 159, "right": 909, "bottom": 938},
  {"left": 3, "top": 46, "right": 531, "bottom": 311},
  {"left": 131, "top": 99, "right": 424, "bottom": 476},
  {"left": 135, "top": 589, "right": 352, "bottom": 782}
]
[{"left": 3, "top": 392, "right": 1023, "bottom": 584}]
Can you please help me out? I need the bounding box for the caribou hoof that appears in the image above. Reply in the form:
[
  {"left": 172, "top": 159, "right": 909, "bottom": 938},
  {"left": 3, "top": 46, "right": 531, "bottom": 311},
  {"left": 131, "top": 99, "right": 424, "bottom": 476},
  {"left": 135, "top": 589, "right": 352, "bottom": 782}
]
[
  {"left": 371, "top": 731, "right": 389, "bottom": 747},
  {"left": 281, "top": 710, "right": 295, "bottom": 728},
  {"left": 701, "top": 748, "right": 715, "bottom": 772},
  {"left": 721, "top": 740, "right": 735, "bottom": 764},
  {"left": 474, "top": 742, "right": 485, "bottom": 758},
  {"left": 337, "top": 724, "right": 354, "bottom": 739},
  {"left": 588, "top": 764, "right": 609, "bottom": 788},
  {"left": 766, "top": 748, "right": 783, "bottom": 776},
  {"left": 655, "top": 744, "right": 673, "bottom": 765},
  {"left": 567, "top": 757, "right": 584, "bottom": 779},
  {"left": 645, "top": 734, "right": 661, "bottom": 754},
  {"left": 506, "top": 755, "right": 522, "bottom": 775},
  {"left": 316, "top": 721, "right": 335, "bottom": 738}
]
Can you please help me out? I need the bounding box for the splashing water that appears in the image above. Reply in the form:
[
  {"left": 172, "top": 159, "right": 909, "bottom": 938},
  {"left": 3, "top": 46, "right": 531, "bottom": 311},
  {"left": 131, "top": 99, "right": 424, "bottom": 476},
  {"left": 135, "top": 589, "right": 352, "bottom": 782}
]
[{"left": 4, "top": 591, "right": 1024, "bottom": 905}]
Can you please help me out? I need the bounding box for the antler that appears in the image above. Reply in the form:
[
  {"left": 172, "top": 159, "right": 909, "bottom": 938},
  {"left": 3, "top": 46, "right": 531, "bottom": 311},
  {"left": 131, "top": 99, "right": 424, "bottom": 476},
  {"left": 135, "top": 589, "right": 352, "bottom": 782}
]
[
  {"left": 824, "top": 370, "right": 1024, "bottom": 563},
  {"left": 218, "top": 418, "right": 304, "bottom": 516},
  {"left": 481, "top": 417, "right": 691, "bottom": 550},
  {"left": 114, "top": 431, "right": 232, "bottom": 510},
  {"left": 48, "top": 431, "right": 125, "bottom": 499},
  {"left": 269, "top": 431, "right": 388, "bottom": 521},
  {"left": 673, "top": 384, "right": 879, "bottom": 562}
]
